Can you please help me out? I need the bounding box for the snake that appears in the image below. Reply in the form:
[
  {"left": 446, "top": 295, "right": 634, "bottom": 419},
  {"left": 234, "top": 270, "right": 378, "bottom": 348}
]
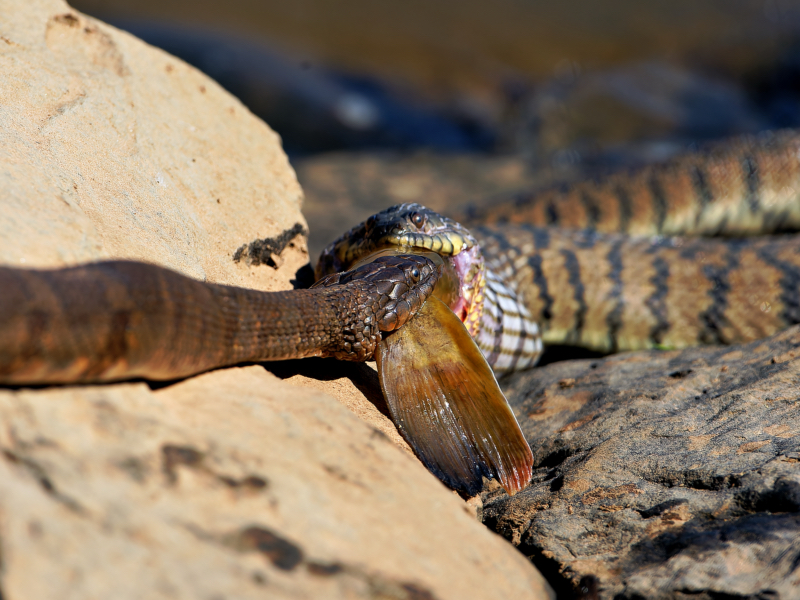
[
  {"left": 317, "top": 130, "right": 800, "bottom": 374},
  {"left": 0, "top": 255, "right": 439, "bottom": 384},
  {"left": 3, "top": 129, "right": 800, "bottom": 496}
]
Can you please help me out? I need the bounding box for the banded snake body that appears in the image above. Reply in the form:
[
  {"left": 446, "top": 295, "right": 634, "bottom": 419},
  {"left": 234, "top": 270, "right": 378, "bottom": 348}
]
[
  {"left": 320, "top": 130, "right": 800, "bottom": 374},
  {"left": 0, "top": 256, "right": 439, "bottom": 384}
]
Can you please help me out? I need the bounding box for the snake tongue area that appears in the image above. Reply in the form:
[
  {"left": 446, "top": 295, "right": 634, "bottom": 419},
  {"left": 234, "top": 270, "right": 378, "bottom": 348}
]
[{"left": 375, "top": 296, "right": 534, "bottom": 496}]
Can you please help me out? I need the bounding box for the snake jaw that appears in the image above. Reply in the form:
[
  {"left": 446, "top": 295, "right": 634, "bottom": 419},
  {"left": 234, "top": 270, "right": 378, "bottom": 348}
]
[
  {"left": 318, "top": 207, "right": 535, "bottom": 495},
  {"left": 316, "top": 204, "right": 484, "bottom": 334},
  {"left": 384, "top": 231, "right": 471, "bottom": 256},
  {"left": 316, "top": 203, "right": 477, "bottom": 276}
]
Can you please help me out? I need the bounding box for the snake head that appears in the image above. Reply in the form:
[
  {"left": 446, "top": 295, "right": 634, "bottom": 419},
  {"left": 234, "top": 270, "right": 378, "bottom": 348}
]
[
  {"left": 316, "top": 204, "right": 485, "bottom": 336},
  {"left": 313, "top": 254, "right": 440, "bottom": 361},
  {"left": 316, "top": 204, "right": 478, "bottom": 278}
]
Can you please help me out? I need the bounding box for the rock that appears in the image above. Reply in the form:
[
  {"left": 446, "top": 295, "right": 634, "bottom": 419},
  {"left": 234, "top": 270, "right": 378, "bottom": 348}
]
[
  {"left": 265, "top": 358, "right": 416, "bottom": 457},
  {"left": 512, "top": 61, "right": 763, "bottom": 165},
  {"left": 483, "top": 325, "right": 800, "bottom": 599},
  {"left": 0, "top": 2, "right": 553, "bottom": 598},
  {"left": 70, "top": 0, "right": 800, "bottom": 122},
  {"left": 0, "top": 367, "right": 553, "bottom": 600},
  {"left": 0, "top": 0, "right": 307, "bottom": 291},
  {"left": 104, "top": 21, "right": 494, "bottom": 156}
]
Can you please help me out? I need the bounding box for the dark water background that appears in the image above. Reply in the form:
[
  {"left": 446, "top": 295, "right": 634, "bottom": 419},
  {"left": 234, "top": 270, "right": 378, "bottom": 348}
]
[{"left": 71, "top": 0, "right": 800, "bottom": 254}]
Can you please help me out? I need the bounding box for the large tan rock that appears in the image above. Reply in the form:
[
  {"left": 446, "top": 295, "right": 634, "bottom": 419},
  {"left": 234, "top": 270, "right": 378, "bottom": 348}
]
[
  {"left": 0, "top": 1, "right": 553, "bottom": 598},
  {"left": 0, "top": 367, "right": 553, "bottom": 600}
]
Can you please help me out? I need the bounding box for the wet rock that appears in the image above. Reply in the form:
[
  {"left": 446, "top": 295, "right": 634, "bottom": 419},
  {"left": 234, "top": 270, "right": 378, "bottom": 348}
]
[{"left": 484, "top": 326, "right": 800, "bottom": 599}]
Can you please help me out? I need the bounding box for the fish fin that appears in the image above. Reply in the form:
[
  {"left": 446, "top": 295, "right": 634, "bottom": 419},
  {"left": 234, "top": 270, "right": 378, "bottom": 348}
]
[{"left": 376, "top": 297, "right": 533, "bottom": 496}]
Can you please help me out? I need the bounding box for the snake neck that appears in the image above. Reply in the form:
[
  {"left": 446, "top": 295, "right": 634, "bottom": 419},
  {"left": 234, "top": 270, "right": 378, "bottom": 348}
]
[{"left": 473, "top": 265, "right": 543, "bottom": 374}]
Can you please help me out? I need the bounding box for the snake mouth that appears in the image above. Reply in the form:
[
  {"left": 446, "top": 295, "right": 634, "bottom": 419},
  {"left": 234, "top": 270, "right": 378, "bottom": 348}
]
[
  {"left": 317, "top": 204, "right": 477, "bottom": 273},
  {"left": 316, "top": 203, "right": 485, "bottom": 335},
  {"left": 378, "top": 229, "right": 472, "bottom": 257}
]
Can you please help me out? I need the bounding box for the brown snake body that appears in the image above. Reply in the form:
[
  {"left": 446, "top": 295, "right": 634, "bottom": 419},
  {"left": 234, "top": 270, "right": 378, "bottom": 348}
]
[
  {"left": 5, "top": 130, "right": 800, "bottom": 495},
  {"left": 0, "top": 256, "right": 438, "bottom": 384}
]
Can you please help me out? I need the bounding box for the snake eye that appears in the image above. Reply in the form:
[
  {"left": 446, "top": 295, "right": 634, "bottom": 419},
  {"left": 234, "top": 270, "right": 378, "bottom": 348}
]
[
  {"left": 410, "top": 212, "right": 425, "bottom": 228},
  {"left": 410, "top": 267, "right": 420, "bottom": 281}
]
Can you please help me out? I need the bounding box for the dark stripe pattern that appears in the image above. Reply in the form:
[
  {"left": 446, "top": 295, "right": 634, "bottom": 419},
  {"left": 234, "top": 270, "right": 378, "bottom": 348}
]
[
  {"left": 742, "top": 154, "right": 761, "bottom": 215},
  {"left": 604, "top": 239, "right": 626, "bottom": 352},
  {"left": 560, "top": 248, "right": 587, "bottom": 343},
  {"left": 690, "top": 164, "right": 714, "bottom": 212},
  {"left": 697, "top": 245, "right": 741, "bottom": 345},
  {"left": 529, "top": 227, "right": 554, "bottom": 323},
  {"left": 614, "top": 185, "right": 633, "bottom": 233},
  {"left": 755, "top": 245, "right": 800, "bottom": 326},
  {"left": 648, "top": 176, "right": 669, "bottom": 234},
  {"left": 580, "top": 192, "right": 601, "bottom": 229},
  {"left": 645, "top": 255, "right": 670, "bottom": 345}
]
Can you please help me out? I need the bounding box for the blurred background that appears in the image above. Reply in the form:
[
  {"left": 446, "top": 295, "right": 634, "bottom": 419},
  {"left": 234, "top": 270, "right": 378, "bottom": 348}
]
[{"left": 72, "top": 0, "right": 800, "bottom": 257}]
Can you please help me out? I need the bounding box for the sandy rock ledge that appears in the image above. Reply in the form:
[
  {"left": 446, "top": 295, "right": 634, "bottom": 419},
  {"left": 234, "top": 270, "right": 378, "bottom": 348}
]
[
  {"left": 0, "top": 367, "right": 552, "bottom": 600},
  {"left": 0, "top": 1, "right": 553, "bottom": 598}
]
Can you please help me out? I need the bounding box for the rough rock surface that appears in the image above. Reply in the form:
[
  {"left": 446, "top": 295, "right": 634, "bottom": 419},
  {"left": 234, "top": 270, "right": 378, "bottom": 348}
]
[
  {"left": 266, "top": 358, "right": 416, "bottom": 457},
  {"left": 0, "top": 2, "right": 553, "bottom": 599},
  {"left": 484, "top": 326, "right": 800, "bottom": 599}
]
